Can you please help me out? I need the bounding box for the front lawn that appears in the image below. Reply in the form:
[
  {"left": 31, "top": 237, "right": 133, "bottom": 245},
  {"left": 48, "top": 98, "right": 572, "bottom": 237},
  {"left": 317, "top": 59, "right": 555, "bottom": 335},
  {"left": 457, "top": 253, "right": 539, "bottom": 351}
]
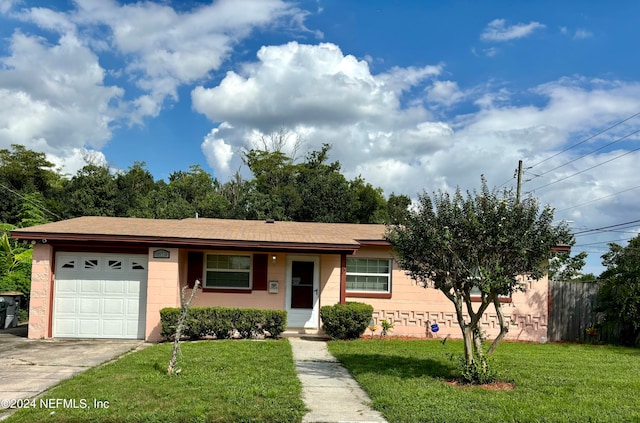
[
  {"left": 8, "top": 340, "right": 306, "bottom": 423},
  {"left": 328, "top": 339, "right": 640, "bottom": 423}
]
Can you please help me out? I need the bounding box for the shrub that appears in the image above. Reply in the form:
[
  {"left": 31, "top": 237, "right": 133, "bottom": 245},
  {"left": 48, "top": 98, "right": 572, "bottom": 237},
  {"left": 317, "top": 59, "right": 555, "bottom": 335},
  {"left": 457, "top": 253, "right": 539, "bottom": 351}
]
[
  {"left": 455, "top": 353, "right": 498, "bottom": 385},
  {"left": 320, "top": 302, "right": 373, "bottom": 340},
  {"left": 160, "top": 307, "right": 287, "bottom": 340}
]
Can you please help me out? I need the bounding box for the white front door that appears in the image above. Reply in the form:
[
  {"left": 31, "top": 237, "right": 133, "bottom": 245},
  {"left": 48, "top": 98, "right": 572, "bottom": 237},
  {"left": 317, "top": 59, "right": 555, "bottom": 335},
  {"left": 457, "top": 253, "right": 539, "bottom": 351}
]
[
  {"left": 285, "top": 255, "right": 320, "bottom": 329},
  {"left": 53, "top": 252, "right": 148, "bottom": 339}
]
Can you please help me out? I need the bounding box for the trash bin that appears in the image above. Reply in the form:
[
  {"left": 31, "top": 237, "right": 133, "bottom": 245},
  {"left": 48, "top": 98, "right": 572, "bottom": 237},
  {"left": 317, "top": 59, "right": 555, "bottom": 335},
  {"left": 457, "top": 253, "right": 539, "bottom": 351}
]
[
  {"left": 0, "top": 292, "right": 23, "bottom": 329},
  {"left": 0, "top": 297, "right": 7, "bottom": 329}
]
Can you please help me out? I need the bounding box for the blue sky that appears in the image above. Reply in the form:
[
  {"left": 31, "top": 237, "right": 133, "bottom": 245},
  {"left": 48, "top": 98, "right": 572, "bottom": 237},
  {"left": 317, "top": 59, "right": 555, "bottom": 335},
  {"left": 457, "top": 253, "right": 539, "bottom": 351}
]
[{"left": 1, "top": 0, "right": 640, "bottom": 275}]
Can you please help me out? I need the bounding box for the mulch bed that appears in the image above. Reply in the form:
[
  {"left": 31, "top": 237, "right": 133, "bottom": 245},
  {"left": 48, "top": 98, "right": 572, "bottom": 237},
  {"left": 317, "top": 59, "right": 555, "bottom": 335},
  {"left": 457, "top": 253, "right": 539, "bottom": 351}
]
[{"left": 445, "top": 380, "right": 515, "bottom": 391}]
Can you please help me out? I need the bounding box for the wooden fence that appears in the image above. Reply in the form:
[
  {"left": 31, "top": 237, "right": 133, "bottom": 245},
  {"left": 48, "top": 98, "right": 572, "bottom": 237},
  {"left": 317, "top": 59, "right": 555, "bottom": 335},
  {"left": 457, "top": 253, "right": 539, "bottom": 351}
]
[{"left": 548, "top": 280, "right": 599, "bottom": 342}]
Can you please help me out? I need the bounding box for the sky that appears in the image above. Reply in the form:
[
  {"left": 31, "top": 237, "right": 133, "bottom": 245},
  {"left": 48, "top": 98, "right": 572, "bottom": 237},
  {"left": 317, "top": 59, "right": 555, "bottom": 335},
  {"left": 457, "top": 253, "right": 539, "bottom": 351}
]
[{"left": 1, "top": 0, "right": 639, "bottom": 275}]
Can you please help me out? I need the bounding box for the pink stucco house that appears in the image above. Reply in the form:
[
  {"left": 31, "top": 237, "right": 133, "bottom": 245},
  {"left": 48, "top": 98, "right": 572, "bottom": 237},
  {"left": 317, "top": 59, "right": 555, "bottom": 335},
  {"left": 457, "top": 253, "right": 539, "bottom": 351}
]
[{"left": 11, "top": 216, "right": 550, "bottom": 342}]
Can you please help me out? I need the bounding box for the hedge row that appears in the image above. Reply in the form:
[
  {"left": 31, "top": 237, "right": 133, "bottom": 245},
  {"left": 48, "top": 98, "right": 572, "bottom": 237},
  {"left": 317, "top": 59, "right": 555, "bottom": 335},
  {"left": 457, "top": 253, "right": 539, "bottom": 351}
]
[
  {"left": 320, "top": 302, "right": 373, "bottom": 340},
  {"left": 160, "top": 307, "right": 287, "bottom": 340}
]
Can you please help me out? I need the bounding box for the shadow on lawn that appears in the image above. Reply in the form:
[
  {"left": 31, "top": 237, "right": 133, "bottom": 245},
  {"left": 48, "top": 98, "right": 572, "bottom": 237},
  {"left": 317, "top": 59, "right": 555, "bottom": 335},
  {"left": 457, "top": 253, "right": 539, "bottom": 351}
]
[{"left": 332, "top": 353, "right": 457, "bottom": 380}]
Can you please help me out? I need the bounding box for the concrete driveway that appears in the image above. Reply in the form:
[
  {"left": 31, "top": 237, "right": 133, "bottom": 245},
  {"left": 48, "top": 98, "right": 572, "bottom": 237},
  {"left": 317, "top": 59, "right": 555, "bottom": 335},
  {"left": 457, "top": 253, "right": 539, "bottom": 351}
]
[{"left": 0, "top": 325, "right": 145, "bottom": 411}]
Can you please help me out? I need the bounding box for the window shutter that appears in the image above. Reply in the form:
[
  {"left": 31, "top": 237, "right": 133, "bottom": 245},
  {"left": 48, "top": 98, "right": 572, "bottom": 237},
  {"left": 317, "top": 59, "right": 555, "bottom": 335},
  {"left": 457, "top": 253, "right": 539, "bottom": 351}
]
[
  {"left": 187, "top": 252, "right": 204, "bottom": 288},
  {"left": 253, "top": 254, "right": 268, "bottom": 290}
]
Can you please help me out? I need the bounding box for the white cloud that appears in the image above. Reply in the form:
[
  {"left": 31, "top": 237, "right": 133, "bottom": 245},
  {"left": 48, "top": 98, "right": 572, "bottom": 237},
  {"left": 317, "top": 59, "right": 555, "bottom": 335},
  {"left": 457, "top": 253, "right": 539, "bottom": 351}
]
[
  {"left": 13, "top": 0, "right": 313, "bottom": 123},
  {"left": 426, "top": 80, "right": 465, "bottom": 106},
  {"left": 573, "top": 29, "right": 593, "bottom": 40},
  {"left": 193, "top": 42, "right": 448, "bottom": 180},
  {"left": 193, "top": 42, "right": 439, "bottom": 130},
  {"left": 202, "top": 124, "right": 236, "bottom": 173},
  {"left": 1, "top": 0, "right": 314, "bottom": 170},
  {"left": 481, "top": 18, "right": 545, "bottom": 42},
  {"left": 0, "top": 0, "right": 17, "bottom": 14},
  {"left": 0, "top": 31, "right": 123, "bottom": 170},
  {"left": 47, "top": 148, "right": 108, "bottom": 177}
]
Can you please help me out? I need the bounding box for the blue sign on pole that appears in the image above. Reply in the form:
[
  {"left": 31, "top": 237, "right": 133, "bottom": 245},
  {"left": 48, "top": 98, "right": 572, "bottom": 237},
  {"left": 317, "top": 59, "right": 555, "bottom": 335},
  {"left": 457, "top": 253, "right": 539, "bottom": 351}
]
[{"left": 430, "top": 323, "right": 440, "bottom": 333}]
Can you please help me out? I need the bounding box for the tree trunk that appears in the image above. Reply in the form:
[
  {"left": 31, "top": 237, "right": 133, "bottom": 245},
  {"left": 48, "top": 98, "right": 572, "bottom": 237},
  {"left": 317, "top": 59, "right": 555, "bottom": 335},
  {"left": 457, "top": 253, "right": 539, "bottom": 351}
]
[
  {"left": 487, "top": 296, "right": 509, "bottom": 355},
  {"left": 462, "top": 325, "right": 475, "bottom": 365}
]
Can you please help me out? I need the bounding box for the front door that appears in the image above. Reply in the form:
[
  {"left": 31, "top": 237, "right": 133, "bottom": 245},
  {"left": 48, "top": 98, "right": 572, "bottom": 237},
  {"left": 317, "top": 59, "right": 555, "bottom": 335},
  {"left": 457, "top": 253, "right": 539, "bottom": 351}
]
[{"left": 286, "top": 256, "right": 319, "bottom": 328}]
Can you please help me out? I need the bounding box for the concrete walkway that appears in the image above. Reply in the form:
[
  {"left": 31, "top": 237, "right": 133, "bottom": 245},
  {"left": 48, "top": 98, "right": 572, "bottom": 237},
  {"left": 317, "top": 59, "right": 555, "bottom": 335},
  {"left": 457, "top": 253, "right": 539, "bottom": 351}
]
[{"left": 289, "top": 337, "right": 387, "bottom": 423}]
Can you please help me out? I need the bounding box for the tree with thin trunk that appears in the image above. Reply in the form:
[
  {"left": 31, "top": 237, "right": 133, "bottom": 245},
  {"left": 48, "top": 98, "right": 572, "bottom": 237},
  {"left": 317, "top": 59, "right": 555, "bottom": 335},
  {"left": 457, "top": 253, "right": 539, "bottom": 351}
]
[
  {"left": 167, "top": 279, "right": 200, "bottom": 376},
  {"left": 385, "top": 179, "right": 569, "bottom": 372}
]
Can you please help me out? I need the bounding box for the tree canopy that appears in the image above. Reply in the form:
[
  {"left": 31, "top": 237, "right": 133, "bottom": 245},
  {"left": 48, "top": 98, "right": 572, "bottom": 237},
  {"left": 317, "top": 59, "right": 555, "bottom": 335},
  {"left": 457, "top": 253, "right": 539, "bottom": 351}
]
[
  {"left": 596, "top": 234, "right": 640, "bottom": 346},
  {"left": 386, "top": 179, "right": 570, "bottom": 371}
]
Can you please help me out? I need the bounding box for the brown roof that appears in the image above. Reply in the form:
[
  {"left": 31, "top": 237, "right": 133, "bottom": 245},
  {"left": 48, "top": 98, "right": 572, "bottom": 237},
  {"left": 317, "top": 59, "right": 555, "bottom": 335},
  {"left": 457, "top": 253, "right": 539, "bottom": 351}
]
[{"left": 11, "top": 217, "right": 389, "bottom": 252}]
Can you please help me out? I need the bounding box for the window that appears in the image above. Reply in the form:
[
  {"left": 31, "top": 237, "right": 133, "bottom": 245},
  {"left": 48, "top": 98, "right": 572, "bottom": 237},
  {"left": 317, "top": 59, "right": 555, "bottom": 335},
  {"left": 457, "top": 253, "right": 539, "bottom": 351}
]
[
  {"left": 108, "top": 259, "right": 122, "bottom": 270},
  {"left": 61, "top": 259, "right": 75, "bottom": 269},
  {"left": 84, "top": 259, "right": 99, "bottom": 270},
  {"left": 346, "top": 258, "right": 391, "bottom": 293},
  {"left": 470, "top": 285, "right": 512, "bottom": 302},
  {"left": 205, "top": 254, "right": 251, "bottom": 289}
]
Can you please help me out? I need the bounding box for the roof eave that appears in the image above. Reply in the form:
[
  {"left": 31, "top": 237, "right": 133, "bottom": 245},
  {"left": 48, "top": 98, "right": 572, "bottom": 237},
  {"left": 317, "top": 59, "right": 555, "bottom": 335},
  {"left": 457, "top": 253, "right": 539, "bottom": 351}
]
[{"left": 10, "top": 231, "right": 361, "bottom": 254}]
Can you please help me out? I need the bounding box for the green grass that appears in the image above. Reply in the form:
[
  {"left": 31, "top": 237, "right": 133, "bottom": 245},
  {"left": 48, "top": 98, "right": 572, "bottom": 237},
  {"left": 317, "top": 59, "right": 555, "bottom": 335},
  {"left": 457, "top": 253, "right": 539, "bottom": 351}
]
[
  {"left": 8, "top": 340, "right": 306, "bottom": 423},
  {"left": 327, "top": 339, "right": 640, "bottom": 423}
]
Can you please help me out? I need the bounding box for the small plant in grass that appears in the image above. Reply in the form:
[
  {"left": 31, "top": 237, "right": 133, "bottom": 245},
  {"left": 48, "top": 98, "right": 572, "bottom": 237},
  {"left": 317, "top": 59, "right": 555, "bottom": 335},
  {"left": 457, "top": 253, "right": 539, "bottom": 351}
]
[
  {"left": 380, "top": 319, "right": 394, "bottom": 338},
  {"left": 442, "top": 335, "right": 498, "bottom": 384},
  {"left": 456, "top": 352, "right": 498, "bottom": 384}
]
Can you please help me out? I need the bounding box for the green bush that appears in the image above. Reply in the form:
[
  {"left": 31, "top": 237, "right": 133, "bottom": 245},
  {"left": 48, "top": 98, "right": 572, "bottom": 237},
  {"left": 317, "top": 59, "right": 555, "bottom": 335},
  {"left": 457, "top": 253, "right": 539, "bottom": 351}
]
[
  {"left": 160, "top": 307, "right": 287, "bottom": 340},
  {"left": 320, "top": 302, "right": 373, "bottom": 340}
]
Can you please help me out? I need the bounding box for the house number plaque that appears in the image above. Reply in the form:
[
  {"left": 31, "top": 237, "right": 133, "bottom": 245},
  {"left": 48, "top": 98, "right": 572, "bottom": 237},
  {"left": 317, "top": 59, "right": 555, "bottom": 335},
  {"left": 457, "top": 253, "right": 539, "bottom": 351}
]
[{"left": 153, "top": 249, "right": 171, "bottom": 259}]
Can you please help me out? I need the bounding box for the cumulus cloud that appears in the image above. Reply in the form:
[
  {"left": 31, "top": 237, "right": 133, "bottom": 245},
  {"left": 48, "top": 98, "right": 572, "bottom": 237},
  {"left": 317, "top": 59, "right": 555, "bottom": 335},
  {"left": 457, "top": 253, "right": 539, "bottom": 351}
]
[
  {"left": 426, "top": 80, "right": 465, "bottom": 106},
  {"left": 193, "top": 41, "right": 450, "bottom": 180},
  {"left": 481, "top": 18, "right": 545, "bottom": 42},
  {"left": 0, "top": 31, "right": 123, "bottom": 167},
  {"left": 1, "top": 0, "right": 311, "bottom": 170},
  {"left": 193, "top": 42, "right": 439, "bottom": 129}
]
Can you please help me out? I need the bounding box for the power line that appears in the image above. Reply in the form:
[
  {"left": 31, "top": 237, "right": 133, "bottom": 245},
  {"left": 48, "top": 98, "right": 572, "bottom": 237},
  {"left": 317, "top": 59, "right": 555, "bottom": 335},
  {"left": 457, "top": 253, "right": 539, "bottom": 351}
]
[
  {"left": 557, "top": 185, "right": 640, "bottom": 212},
  {"left": 574, "top": 237, "right": 634, "bottom": 248},
  {"left": 0, "top": 182, "right": 62, "bottom": 220},
  {"left": 572, "top": 219, "right": 640, "bottom": 236},
  {"left": 527, "top": 128, "right": 640, "bottom": 183},
  {"left": 528, "top": 111, "right": 640, "bottom": 169},
  {"left": 529, "top": 144, "right": 640, "bottom": 192}
]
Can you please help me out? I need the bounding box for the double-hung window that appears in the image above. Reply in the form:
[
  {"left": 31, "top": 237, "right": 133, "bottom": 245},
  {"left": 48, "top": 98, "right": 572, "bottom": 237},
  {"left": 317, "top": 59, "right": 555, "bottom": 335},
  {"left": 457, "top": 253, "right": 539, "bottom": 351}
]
[
  {"left": 204, "top": 254, "right": 251, "bottom": 289},
  {"left": 346, "top": 258, "right": 391, "bottom": 293}
]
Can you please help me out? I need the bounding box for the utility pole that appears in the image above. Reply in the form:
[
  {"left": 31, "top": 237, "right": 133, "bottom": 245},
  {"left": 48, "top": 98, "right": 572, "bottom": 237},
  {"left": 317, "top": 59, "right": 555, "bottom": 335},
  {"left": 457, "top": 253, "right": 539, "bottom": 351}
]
[{"left": 516, "top": 160, "right": 523, "bottom": 203}]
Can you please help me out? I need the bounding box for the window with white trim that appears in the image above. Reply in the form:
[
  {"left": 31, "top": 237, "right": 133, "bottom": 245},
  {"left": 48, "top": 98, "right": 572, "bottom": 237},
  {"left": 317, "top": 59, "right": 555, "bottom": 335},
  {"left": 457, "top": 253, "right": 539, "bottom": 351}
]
[
  {"left": 346, "top": 258, "right": 391, "bottom": 293},
  {"left": 204, "top": 254, "right": 251, "bottom": 289}
]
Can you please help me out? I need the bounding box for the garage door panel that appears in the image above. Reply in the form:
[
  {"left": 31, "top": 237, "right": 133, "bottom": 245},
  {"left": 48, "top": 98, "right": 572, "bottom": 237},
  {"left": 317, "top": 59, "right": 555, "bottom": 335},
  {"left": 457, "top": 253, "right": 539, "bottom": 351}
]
[
  {"left": 55, "top": 319, "right": 77, "bottom": 336},
  {"left": 79, "top": 298, "right": 100, "bottom": 314},
  {"left": 102, "top": 320, "right": 126, "bottom": 337},
  {"left": 78, "top": 319, "right": 100, "bottom": 337},
  {"left": 103, "top": 298, "right": 125, "bottom": 315},
  {"left": 80, "top": 279, "right": 102, "bottom": 294},
  {"left": 126, "top": 280, "right": 141, "bottom": 294},
  {"left": 54, "top": 253, "right": 148, "bottom": 339},
  {"left": 126, "top": 298, "right": 139, "bottom": 314},
  {"left": 104, "top": 280, "right": 125, "bottom": 294},
  {"left": 55, "top": 297, "right": 77, "bottom": 314},
  {"left": 126, "top": 321, "right": 140, "bottom": 337},
  {"left": 56, "top": 279, "right": 77, "bottom": 293}
]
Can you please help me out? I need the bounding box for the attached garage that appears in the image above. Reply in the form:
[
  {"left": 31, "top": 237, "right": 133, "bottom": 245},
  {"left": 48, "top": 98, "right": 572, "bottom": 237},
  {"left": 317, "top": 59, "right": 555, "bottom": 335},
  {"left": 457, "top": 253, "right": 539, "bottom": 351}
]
[{"left": 53, "top": 252, "right": 148, "bottom": 339}]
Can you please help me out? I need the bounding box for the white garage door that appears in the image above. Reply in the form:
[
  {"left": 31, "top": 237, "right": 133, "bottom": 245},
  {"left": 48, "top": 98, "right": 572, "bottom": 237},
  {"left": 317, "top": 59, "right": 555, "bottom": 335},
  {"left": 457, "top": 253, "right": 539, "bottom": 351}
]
[{"left": 53, "top": 252, "right": 148, "bottom": 339}]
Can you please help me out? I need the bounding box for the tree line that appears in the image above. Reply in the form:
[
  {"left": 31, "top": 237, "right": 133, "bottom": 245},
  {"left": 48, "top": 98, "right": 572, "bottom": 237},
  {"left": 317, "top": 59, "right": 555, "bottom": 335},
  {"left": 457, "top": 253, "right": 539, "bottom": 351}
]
[{"left": 0, "top": 143, "right": 411, "bottom": 226}]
